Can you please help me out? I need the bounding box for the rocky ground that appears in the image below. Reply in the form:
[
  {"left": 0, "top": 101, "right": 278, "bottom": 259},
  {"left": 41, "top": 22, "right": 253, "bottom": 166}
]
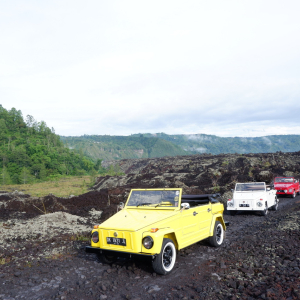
[
  {"left": 1, "top": 152, "right": 300, "bottom": 300},
  {"left": 98, "top": 151, "right": 300, "bottom": 204},
  {"left": 0, "top": 195, "right": 299, "bottom": 300}
]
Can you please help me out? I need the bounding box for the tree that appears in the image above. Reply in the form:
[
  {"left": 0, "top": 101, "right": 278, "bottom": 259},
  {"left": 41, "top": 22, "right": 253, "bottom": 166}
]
[
  {"left": 90, "top": 169, "right": 98, "bottom": 185},
  {"left": 19, "top": 167, "right": 32, "bottom": 184},
  {"left": 0, "top": 167, "right": 12, "bottom": 185},
  {"left": 39, "top": 164, "right": 47, "bottom": 180}
]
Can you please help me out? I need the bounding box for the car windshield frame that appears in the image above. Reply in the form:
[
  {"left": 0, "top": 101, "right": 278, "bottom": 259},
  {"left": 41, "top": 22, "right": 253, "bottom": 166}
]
[
  {"left": 235, "top": 182, "right": 266, "bottom": 192},
  {"left": 275, "top": 177, "right": 294, "bottom": 183},
  {"left": 125, "top": 189, "right": 182, "bottom": 209}
]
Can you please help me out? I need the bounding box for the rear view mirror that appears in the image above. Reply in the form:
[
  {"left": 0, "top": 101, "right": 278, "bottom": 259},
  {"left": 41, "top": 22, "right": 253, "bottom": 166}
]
[
  {"left": 181, "top": 203, "right": 190, "bottom": 210},
  {"left": 118, "top": 202, "right": 124, "bottom": 210}
]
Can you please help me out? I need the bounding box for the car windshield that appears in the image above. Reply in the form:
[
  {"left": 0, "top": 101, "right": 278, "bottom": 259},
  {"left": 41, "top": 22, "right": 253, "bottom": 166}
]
[
  {"left": 126, "top": 190, "right": 180, "bottom": 207},
  {"left": 275, "top": 177, "right": 293, "bottom": 183},
  {"left": 235, "top": 183, "right": 265, "bottom": 192}
]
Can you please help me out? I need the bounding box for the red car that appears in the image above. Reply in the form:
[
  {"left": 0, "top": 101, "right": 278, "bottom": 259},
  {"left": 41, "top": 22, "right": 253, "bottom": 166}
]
[{"left": 274, "top": 177, "right": 299, "bottom": 198}]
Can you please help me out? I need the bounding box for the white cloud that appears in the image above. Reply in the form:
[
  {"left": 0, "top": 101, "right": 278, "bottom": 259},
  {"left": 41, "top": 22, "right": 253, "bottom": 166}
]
[{"left": 1, "top": 0, "right": 300, "bottom": 137}]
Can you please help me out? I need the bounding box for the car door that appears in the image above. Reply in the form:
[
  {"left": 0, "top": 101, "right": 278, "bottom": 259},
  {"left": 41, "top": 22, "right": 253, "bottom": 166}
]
[
  {"left": 180, "top": 203, "right": 212, "bottom": 248},
  {"left": 266, "top": 188, "right": 274, "bottom": 207},
  {"left": 197, "top": 203, "right": 213, "bottom": 239}
]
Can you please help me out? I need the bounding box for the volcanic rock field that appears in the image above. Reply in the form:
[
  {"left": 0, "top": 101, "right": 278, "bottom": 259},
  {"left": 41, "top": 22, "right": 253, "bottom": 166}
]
[{"left": 1, "top": 152, "right": 300, "bottom": 300}]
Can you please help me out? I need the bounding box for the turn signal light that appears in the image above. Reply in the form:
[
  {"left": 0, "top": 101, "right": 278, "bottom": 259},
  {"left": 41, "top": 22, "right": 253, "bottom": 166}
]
[
  {"left": 94, "top": 225, "right": 99, "bottom": 229},
  {"left": 151, "top": 228, "right": 159, "bottom": 233}
]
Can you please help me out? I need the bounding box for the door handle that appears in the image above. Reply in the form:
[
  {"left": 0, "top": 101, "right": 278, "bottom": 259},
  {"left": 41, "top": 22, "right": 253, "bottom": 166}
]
[
  {"left": 207, "top": 208, "right": 211, "bottom": 212},
  {"left": 193, "top": 211, "right": 198, "bottom": 216}
]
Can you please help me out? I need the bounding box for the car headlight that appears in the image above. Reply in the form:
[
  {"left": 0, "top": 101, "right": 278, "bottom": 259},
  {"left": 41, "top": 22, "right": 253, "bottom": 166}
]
[
  {"left": 227, "top": 199, "right": 234, "bottom": 207},
  {"left": 284, "top": 190, "right": 287, "bottom": 193},
  {"left": 91, "top": 231, "right": 99, "bottom": 243},
  {"left": 257, "top": 202, "right": 262, "bottom": 207},
  {"left": 142, "top": 236, "right": 154, "bottom": 249}
]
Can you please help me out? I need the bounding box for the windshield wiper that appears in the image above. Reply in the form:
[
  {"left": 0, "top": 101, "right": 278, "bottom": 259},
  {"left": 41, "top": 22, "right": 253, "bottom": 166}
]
[{"left": 136, "top": 203, "right": 152, "bottom": 207}]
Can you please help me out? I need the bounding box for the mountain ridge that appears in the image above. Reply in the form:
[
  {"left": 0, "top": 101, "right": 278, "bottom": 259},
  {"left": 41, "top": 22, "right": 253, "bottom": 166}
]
[{"left": 60, "top": 133, "right": 300, "bottom": 161}]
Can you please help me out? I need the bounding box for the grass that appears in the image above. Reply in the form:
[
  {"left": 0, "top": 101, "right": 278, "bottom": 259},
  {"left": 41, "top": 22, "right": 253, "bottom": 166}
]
[
  {"left": 70, "top": 234, "right": 90, "bottom": 242},
  {"left": 0, "top": 175, "right": 93, "bottom": 197}
]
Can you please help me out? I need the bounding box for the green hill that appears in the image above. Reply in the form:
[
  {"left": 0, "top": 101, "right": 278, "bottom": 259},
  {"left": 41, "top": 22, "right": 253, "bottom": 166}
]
[
  {"left": 0, "top": 105, "right": 98, "bottom": 184},
  {"left": 60, "top": 135, "right": 191, "bottom": 161},
  {"left": 62, "top": 133, "right": 300, "bottom": 162},
  {"left": 135, "top": 133, "right": 300, "bottom": 154}
]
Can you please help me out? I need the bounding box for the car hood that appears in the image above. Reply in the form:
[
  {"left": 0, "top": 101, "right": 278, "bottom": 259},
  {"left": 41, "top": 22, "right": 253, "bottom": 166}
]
[
  {"left": 99, "top": 209, "right": 178, "bottom": 231},
  {"left": 233, "top": 191, "right": 265, "bottom": 199},
  {"left": 274, "top": 183, "right": 293, "bottom": 188}
]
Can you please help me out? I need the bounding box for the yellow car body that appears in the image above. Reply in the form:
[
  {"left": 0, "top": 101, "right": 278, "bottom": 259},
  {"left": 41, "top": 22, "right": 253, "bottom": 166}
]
[{"left": 86, "top": 188, "right": 226, "bottom": 275}]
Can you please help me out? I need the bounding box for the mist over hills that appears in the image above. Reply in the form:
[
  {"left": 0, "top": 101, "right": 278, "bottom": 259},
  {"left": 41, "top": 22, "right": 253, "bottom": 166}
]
[{"left": 60, "top": 133, "right": 300, "bottom": 161}]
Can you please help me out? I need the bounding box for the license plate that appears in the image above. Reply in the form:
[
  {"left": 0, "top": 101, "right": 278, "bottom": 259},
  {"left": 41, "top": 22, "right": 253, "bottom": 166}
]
[
  {"left": 106, "top": 237, "right": 126, "bottom": 246},
  {"left": 239, "top": 204, "right": 249, "bottom": 207}
]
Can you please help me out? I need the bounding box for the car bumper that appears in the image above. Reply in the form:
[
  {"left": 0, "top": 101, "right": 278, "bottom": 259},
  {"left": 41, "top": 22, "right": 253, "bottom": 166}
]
[
  {"left": 85, "top": 246, "right": 156, "bottom": 259},
  {"left": 276, "top": 191, "right": 293, "bottom": 195},
  {"left": 227, "top": 207, "right": 264, "bottom": 211}
]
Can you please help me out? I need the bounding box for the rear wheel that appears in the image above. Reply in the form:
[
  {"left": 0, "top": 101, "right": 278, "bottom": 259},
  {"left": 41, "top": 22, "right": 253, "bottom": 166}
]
[
  {"left": 208, "top": 221, "right": 224, "bottom": 247},
  {"left": 152, "top": 238, "right": 176, "bottom": 275}
]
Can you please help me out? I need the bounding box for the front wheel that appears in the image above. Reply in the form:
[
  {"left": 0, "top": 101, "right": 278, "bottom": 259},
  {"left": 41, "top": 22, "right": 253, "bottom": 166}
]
[
  {"left": 272, "top": 197, "right": 278, "bottom": 211},
  {"left": 152, "top": 238, "right": 176, "bottom": 275},
  {"left": 208, "top": 221, "right": 224, "bottom": 247},
  {"left": 261, "top": 206, "right": 268, "bottom": 216},
  {"left": 97, "top": 253, "right": 116, "bottom": 264}
]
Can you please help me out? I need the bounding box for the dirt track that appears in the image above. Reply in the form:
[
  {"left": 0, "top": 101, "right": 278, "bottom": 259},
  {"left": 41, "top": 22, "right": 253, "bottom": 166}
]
[{"left": 1, "top": 194, "right": 300, "bottom": 300}]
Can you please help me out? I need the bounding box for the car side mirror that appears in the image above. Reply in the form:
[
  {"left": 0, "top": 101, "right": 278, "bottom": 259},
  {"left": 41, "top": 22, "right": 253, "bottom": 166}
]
[
  {"left": 231, "top": 189, "right": 234, "bottom": 192},
  {"left": 266, "top": 187, "right": 270, "bottom": 191},
  {"left": 181, "top": 203, "right": 190, "bottom": 211},
  {"left": 118, "top": 202, "right": 124, "bottom": 210}
]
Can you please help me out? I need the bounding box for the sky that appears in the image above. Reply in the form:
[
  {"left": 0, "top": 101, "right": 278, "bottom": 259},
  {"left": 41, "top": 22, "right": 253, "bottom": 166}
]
[{"left": 1, "top": 0, "right": 300, "bottom": 137}]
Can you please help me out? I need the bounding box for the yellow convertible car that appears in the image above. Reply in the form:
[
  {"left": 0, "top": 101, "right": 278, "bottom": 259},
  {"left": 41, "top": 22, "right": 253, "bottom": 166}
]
[{"left": 86, "top": 188, "right": 226, "bottom": 275}]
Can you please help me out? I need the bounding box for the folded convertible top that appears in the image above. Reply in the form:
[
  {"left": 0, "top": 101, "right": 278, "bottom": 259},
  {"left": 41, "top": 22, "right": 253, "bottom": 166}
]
[{"left": 181, "top": 193, "right": 221, "bottom": 204}]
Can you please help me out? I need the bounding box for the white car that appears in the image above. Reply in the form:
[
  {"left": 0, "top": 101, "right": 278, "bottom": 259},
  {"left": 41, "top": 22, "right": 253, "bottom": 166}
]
[{"left": 227, "top": 182, "right": 278, "bottom": 216}]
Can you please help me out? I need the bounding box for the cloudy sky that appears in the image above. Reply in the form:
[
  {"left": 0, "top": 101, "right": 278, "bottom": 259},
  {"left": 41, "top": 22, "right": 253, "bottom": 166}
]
[{"left": 1, "top": 0, "right": 300, "bottom": 137}]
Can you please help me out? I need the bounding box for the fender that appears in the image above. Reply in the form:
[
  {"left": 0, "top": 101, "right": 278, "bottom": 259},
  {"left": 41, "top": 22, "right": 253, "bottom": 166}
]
[
  {"left": 142, "top": 228, "right": 179, "bottom": 254},
  {"left": 209, "top": 214, "right": 226, "bottom": 236}
]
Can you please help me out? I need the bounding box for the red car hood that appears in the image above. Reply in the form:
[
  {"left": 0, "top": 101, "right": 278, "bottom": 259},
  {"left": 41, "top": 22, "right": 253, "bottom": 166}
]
[{"left": 274, "top": 183, "right": 293, "bottom": 188}]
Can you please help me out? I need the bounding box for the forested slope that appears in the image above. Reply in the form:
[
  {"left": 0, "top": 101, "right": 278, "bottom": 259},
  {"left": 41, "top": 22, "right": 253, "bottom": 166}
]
[
  {"left": 61, "top": 133, "right": 300, "bottom": 162},
  {"left": 0, "top": 105, "right": 99, "bottom": 184},
  {"left": 60, "top": 135, "right": 190, "bottom": 161},
  {"left": 135, "top": 133, "right": 300, "bottom": 154}
]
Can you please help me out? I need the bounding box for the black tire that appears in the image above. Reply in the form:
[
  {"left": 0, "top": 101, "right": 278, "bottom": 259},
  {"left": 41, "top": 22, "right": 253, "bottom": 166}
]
[
  {"left": 229, "top": 210, "right": 237, "bottom": 216},
  {"left": 291, "top": 190, "right": 296, "bottom": 198},
  {"left": 272, "top": 197, "right": 278, "bottom": 211},
  {"left": 208, "top": 221, "right": 224, "bottom": 247},
  {"left": 97, "top": 252, "right": 116, "bottom": 264},
  {"left": 152, "top": 238, "right": 176, "bottom": 275},
  {"left": 261, "top": 206, "right": 268, "bottom": 216}
]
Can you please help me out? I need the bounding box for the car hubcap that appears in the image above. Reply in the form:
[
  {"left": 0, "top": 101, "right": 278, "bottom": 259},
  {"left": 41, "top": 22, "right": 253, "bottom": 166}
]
[
  {"left": 163, "top": 245, "right": 173, "bottom": 268},
  {"left": 216, "top": 225, "right": 223, "bottom": 244}
]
